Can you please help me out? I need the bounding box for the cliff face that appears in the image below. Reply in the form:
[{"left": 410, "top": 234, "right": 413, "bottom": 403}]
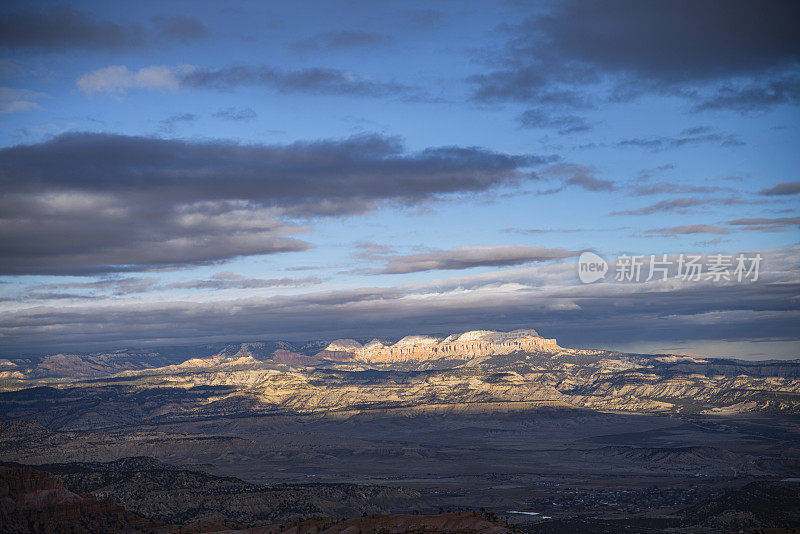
[
  {"left": 316, "top": 329, "right": 560, "bottom": 363},
  {"left": 0, "top": 465, "right": 164, "bottom": 533}
]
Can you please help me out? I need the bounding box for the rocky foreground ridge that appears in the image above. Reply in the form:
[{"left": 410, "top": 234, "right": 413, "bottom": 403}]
[{"left": 316, "top": 329, "right": 560, "bottom": 363}]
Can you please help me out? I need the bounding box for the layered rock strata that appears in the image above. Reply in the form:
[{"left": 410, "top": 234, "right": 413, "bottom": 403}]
[{"left": 317, "top": 329, "right": 560, "bottom": 363}]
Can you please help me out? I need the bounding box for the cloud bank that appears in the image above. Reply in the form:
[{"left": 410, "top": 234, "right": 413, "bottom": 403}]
[
  {"left": 472, "top": 0, "right": 800, "bottom": 112},
  {"left": 375, "top": 245, "right": 579, "bottom": 274},
  {"left": 0, "top": 5, "right": 206, "bottom": 51},
  {"left": 1, "top": 248, "right": 796, "bottom": 354},
  {"left": 0, "top": 132, "right": 546, "bottom": 274}
]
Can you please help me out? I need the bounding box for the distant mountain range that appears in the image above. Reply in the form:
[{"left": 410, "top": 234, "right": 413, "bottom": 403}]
[{"left": 1, "top": 329, "right": 798, "bottom": 422}]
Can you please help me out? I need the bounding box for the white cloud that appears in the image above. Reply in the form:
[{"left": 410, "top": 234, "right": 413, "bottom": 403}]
[
  {"left": 76, "top": 65, "right": 193, "bottom": 95},
  {"left": 0, "top": 86, "right": 46, "bottom": 114}
]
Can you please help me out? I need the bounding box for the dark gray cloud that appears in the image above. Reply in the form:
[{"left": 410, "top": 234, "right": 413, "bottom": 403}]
[
  {"left": 759, "top": 181, "right": 800, "bottom": 196},
  {"left": 375, "top": 245, "right": 579, "bottom": 274},
  {"left": 0, "top": 5, "right": 207, "bottom": 51},
  {"left": 644, "top": 224, "right": 732, "bottom": 237},
  {"left": 212, "top": 107, "right": 257, "bottom": 121},
  {"left": 159, "top": 112, "right": 198, "bottom": 129},
  {"left": 694, "top": 74, "right": 800, "bottom": 112},
  {"left": 518, "top": 109, "right": 591, "bottom": 134},
  {"left": 0, "top": 132, "right": 545, "bottom": 274},
  {"left": 616, "top": 131, "right": 743, "bottom": 151},
  {"left": 471, "top": 1, "right": 800, "bottom": 112},
  {"left": 0, "top": 247, "right": 796, "bottom": 353},
  {"left": 0, "top": 195, "right": 310, "bottom": 275},
  {"left": 1, "top": 132, "right": 542, "bottom": 210},
  {"left": 471, "top": 67, "right": 597, "bottom": 106},
  {"left": 181, "top": 66, "right": 424, "bottom": 100},
  {"left": 535, "top": 1, "right": 799, "bottom": 83},
  {"left": 149, "top": 15, "right": 207, "bottom": 43},
  {"left": 293, "top": 30, "right": 392, "bottom": 52},
  {"left": 681, "top": 126, "right": 713, "bottom": 136}
]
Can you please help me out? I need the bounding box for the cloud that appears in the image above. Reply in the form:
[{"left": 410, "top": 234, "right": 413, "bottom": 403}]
[
  {"left": 2, "top": 132, "right": 542, "bottom": 213},
  {"left": 644, "top": 224, "right": 732, "bottom": 236},
  {"left": 213, "top": 107, "right": 257, "bottom": 121},
  {"left": 694, "top": 74, "right": 800, "bottom": 112},
  {"left": 77, "top": 65, "right": 189, "bottom": 94},
  {"left": 0, "top": 195, "right": 311, "bottom": 275},
  {"left": 470, "top": 1, "right": 800, "bottom": 112},
  {"left": 503, "top": 228, "right": 591, "bottom": 235},
  {"left": 180, "top": 65, "right": 426, "bottom": 100},
  {"left": 77, "top": 63, "right": 435, "bottom": 101},
  {"left": 518, "top": 109, "right": 591, "bottom": 134},
  {"left": 0, "top": 87, "right": 46, "bottom": 114},
  {"left": 0, "top": 132, "right": 545, "bottom": 274},
  {"left": 613, "top": 197, "right": 751, "bottom": 216},
  {"left": 471, "top": 67, "right": 597, "bottom": 106},
  {"left": 354, "top": 241, "right": 398, "bottom": 259},
  {"left": 375, "top": 245, "right": 579, "bottom": 274},
  {"left": 149, "top": 14, "right": 207, "bottom": 43},
  {"left": 616, "top": 131, "right": 743, "bottom": 151},
  {"left": 1, "top": 101, "right": 38, "bottom": 113},
  {"left": 163, "top": 275, "right": 322, "bottom": 290},
  {"left": 635, "top": 164, "right": 676, "bottom": 181},
  {"left": 28, "top": 277, "right": 159, "bottom": 296},
  {"left": 541, "top": 163, "right": 615, "bottom": 191},
  {"left": 726, "top": 216, "right": 800, "bottom": 232},
  {"left": 566, "top": 174, "right": 615, "bottom": 192},
  {"left": 159, "top": 112, "right": 198, "bottom": 129},
  {"left": 0, "top": 5, "right": 206, "bottom": 51},
  {"left": 17, "top": 274, "right": 321, "bottom": 299},
  {"left": 630, "top": 182, "right": 728, "bottom": 196},
  {"left": 759, "top": 181, "right": 800, "bottom": 196},
  {"left": 293, "top": 30, "right": 392, "bottom": 52},
  {"left": 537, "top": 1, "right": 799, "bottom": 83},
  {"left": 15, "top": 292, "right": 97, "bottom": 302},
  {"left": 1, "top": 247, "right": 796, "bottom": 353}
]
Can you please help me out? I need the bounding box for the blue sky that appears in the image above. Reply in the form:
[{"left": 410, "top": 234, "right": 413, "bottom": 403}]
[{"left": 0, "top": 0, "right": 798, "bottom": 358}]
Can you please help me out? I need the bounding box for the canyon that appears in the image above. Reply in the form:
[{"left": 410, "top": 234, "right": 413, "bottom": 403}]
[{"left": 1, "top": 328, "right": 798, "bottom": 533}]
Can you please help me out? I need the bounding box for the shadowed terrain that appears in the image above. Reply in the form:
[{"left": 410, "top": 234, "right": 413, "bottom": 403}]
[{"left": 1, "top": 331, "right": 799, "bottom": 532}]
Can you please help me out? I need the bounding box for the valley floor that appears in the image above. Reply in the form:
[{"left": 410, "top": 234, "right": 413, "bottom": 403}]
[{"left": 2, "top": 408, "right": 799, "bottom": 532}]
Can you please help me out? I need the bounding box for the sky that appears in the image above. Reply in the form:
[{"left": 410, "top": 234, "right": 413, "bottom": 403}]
[{"left": 0, "top": 0, "right": 798, "bottom": 359}]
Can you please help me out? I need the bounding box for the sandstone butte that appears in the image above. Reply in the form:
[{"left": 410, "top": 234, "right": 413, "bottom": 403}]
[{"left": 315, "top": 329, "right": 561, "bottom": 363}]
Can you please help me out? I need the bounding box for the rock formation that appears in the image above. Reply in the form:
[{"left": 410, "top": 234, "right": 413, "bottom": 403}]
[
  {"left": 316, "top": 329, "right": 560, "bottom": 363},
  {"left": 0, "top": 464, "right": 164, "bottom": 533}
]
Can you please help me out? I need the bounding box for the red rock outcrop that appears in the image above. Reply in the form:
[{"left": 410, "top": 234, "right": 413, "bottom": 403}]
[
  {"left": 0, "top": 465, "right": 164, "bottom": 533},
  {"left": 228, "top": 511, "right": 523, "bottom": 533},
  {"left": 316, "top": 329, "right": 560, "bottom": 363}
]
